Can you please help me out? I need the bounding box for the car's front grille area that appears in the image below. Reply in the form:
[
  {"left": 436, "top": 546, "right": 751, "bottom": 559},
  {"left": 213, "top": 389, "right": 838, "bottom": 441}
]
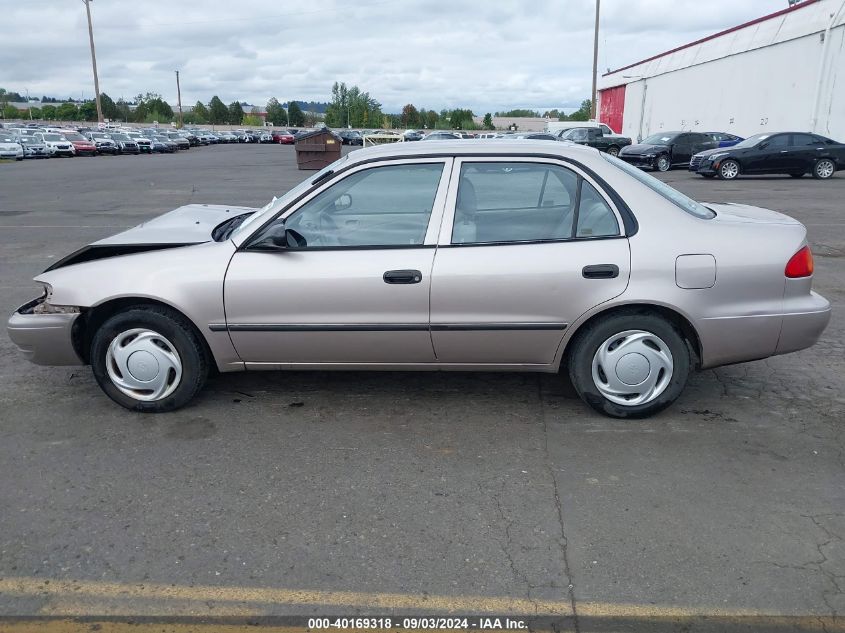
[{"left": 689, "top": 155, "right": 704, "bottom": 170}]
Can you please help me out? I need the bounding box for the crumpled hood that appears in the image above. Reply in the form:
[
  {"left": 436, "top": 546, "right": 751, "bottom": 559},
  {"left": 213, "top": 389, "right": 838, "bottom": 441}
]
[
  {"left": 620, "top": 143, "right": 666, "bottom": 155},
  {"left": 95, "top": 203, "right": 257, "bottom": 245},
  {"left": 44, "top": 203, "right": 257, "bottom": 272}
]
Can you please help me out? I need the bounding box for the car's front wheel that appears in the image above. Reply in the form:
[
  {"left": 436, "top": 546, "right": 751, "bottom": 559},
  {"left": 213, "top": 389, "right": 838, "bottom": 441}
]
[
  {"left": 718, "top": 159, "right": 740, "bottom": 180},
  {"left": 90, "top": 305, "right": 209, "bottom": 412},
  {"left": 606, "top": 146, "right": 620, "bottom": 157},
  {"left": 568, "top": 312, "right": 692, "bottom": 418},
  {"left": 813, "top": 158, "right": 836, "bottom": 180},
  {"left": 655, "top": 154, "right": 671, "bottom": 172}
]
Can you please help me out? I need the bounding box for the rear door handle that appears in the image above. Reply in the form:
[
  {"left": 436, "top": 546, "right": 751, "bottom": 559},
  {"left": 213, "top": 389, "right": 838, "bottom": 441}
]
[
  {"left": 383, "top": 269, "right": 422, "bottom": 284},
  {"left": 582, "top": 264, "right": 619, "bottom": 279}
]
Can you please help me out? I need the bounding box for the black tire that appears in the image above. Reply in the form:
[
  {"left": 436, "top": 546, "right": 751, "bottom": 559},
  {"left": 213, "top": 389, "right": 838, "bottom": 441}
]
[
  {"left": 606, "top": 145, "right": 620, "bottom": 157},
  {"left": 813, "top": 158, "right": 836, "bottom": 180},
  {"left": 718, "top": 159, "right": 740, "bottom": 180},
  {"left": 655, "top": 154, "right": 671, "bottom": 172},
  {"left": 567, "top": 311, "right": 692, "bottom": 419},
  {"left": 789, "top": 172, "right": 804, "bottom": 178},
  {"left": 90, "top": 305, "right": 209, "bottom": 412}
]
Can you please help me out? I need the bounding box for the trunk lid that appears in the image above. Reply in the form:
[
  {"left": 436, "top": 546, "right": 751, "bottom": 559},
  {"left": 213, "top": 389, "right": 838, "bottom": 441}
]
[{"left": 705, "top": 202, "right": 802, "bottom": 226}]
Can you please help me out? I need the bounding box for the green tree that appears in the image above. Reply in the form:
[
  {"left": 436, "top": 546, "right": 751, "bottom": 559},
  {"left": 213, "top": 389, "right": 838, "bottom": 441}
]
[
  {"left": 28, "top": 107, "right": 41, "bottom": 120},
  {"left": 266, "top": 98, "right": 287, "bottom": 126},
  {"left": 99, "top": 93, "right": 120, "bottom": 120},
  {"left": 447, "top": 108, "right": 475, "bottom": 130},
  {"left": 192, "top": 101, "right": 209, "bottom": 123},
  {"left": 228, "top": 101, "right": 244, "bottom": 125},
  {"left": 401, "top": 104, "right": 419, "bottom": 128},
  {"left": 543, "top": 109, "right": 561, "bottom": 119},
  {"left": 78, "top": 101, "right": 98, "bottom": 121},
  {"left": 56, "top": 102, "right": 79, "bottom": 121},
  {"left": 495, "top": 108, "right": 540, "bottom": 117},
  {"left": 41, "top": 105, "right": 57, "bottom": 120},
  {"left": 2, "top": 104, "right": 20, "bottom": 119},
  {"left": 242, "top": 114, "right": 262, "bottom": 127},
  {"left": 208, "top": 96, "right": 229, "bottom": 124},
  {"left": 482, "top": 113, "right": 494, "bottom": 130},
  {"left": 425, "top": 110, "right": 438, "bottom": 129},
  {"left": 287, "top": 100, "right": 304, "bottom": 126},
  {"left": 566, "top": 99, "right": 592, "bottom": 122}
]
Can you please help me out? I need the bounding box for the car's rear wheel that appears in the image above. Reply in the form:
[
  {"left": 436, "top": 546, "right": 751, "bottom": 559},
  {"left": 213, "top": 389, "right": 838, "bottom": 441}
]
[
  {"left": 606, "top": 146, "right": 620, "bottom": 157},
  {"left": 718, "top": 159, "right": 740, "bottom": 180},
  {"left": 90, "top": 305, "right": 209, "bottom": 412},
  {"left": 655, "top": 154, "right": 671, "bottom": 172},
  {"left": 813, "top": 158, "right": 835, "bottom": 180},
  {"left": 568, "top": 312, "right": 691, "bottom": 418}
]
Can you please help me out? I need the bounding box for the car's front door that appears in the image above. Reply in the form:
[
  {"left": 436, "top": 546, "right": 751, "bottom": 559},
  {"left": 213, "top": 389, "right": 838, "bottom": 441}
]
[
  {"left": 754, "top": 133, "right": 791, "bottom": 173},
  {"left": 429, "top": 158, "right": 630, "bottom": 365},
  {"left": 670, "top": 134, "right": 693, "bottom": 165},
  {"left": 223, "top": 159, "right": 451, "bottom": 365}
]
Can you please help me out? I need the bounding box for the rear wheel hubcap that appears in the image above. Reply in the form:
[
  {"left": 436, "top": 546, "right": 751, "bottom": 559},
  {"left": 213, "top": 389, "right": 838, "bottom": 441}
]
[
  {"left": 817, "top": 160, "right": 834, "bottom": 178},
  {"left": 591, "top": 330, "right": 674, "bottom": 406}
]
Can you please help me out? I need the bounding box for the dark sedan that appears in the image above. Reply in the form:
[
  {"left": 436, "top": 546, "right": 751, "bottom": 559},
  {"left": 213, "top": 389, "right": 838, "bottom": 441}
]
[
  {"left": 338, "top": 130, "right": 363, "bottom": 145},
  {"left": 690, "top": 132, "right": 845, "bottom": 180},
  {"left": 619, "top": 131, "right": 717, "bottom": 172}
]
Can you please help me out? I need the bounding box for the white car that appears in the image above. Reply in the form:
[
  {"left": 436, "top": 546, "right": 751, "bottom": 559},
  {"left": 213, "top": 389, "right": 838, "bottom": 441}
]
[
  {"left": 0, "top": 133, "right": 24, "bottom": 160},
  {"left": 34, "top": 133, "right": 76, "bottom": 157}
]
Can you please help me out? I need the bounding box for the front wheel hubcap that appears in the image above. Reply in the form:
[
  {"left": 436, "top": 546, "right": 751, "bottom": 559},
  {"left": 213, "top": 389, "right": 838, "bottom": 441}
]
[
  {"left": 657, "top": 157, "right": 669, "bottom": 171},
  {"left": 105, "top": 328, "right": 182, "bottom": 401},
  {"left": 817, "top": 160, "right": 834, "bottom": 178},
  {"left": 721, "top": 162, "right": 738, "bottom": 178},
  {"left": 591, "top": 330, "right": 674, "bottom": 406}
]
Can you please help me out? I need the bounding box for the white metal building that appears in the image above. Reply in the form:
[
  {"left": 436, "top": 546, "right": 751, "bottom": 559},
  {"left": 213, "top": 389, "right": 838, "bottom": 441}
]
[{"left": 597, "top": 0, "right": 845, "bottom": 141}]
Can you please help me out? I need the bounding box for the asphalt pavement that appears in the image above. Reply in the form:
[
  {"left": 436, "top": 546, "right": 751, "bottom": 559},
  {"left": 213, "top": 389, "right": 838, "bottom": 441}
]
[{"left": 0, "top": 144, "right": 843, "bottom": 631}]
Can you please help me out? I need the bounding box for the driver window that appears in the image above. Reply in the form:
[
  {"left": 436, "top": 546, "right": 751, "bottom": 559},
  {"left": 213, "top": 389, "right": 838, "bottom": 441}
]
[{"left": 267, "top": 163, "right": 444, "bottom": 248}]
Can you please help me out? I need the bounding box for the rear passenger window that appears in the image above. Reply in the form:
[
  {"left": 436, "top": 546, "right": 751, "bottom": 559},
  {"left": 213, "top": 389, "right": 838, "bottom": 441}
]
[
  {"left": 576, "top": 181, "right": 619, "bottom": 237},
  {"left": 793, "top": 134, "right": 818, "bottom": 146},
  {"left": 451, "top": 162, "right": 619, "bottom": 244}
]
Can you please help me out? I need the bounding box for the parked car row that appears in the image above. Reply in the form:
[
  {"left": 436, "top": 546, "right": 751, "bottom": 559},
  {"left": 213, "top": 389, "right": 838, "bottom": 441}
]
[
  {"left": 617, "top": 130, "right": 845, "bottom": 180},
  {"left": 0, "top": 123, "right": 308, "bottom": 159}
]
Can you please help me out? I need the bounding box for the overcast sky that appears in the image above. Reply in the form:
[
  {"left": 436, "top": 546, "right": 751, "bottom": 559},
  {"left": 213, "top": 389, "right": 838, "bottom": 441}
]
[{"left": 6, "top": 0, "right": 785, "bottom": 113}]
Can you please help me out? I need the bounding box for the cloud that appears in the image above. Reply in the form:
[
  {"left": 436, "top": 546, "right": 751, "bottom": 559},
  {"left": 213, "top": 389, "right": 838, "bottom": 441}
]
[{"left": 4, "top": 0, "right": 782, "bottom": 112}]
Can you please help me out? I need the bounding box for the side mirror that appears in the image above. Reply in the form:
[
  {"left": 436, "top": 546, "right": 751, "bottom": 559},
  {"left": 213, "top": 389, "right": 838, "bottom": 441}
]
[
  {"left": 264, "top": 226, "right": 308, "bottom": 249},
  {"left": 334, "top": 193, "right": 352, "bottom": 211}
]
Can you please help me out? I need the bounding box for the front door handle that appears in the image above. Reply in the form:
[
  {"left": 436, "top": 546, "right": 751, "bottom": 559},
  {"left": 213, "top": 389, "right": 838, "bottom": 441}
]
[
  {"left": 383, "top": 269, "right": 422, "bottom": 284},
  {"left": 583, "top": 264, "right": 619, "bottom": 279}
]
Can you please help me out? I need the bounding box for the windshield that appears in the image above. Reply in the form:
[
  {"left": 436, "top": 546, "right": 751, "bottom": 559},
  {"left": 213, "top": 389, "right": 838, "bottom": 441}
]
[
  {"left": 601, "top": 152, "right": 715, "bottom": 219},
  {"left": 230, "top": 155, "right": 350, "bottom": 240},
  {"left": 63, "top": 133, "right": 85, "bottom": 141},
  {"left": 730, "top": 133, "right": 770, "bottom": 149},
  {"left": 43, "top": 134, "right": 64, "bottom": 142},
  {"left": 0, "top": 134, "right": 15, "bottom": 142},
  {"left": 91, "top": 133, "right": 108, "bottom": 139},
  {"left": 110, "top": 133, "right": 130, "bottom": 141},
  {"left": 641, "top": 133, "right": 675, "bottom": 145}
]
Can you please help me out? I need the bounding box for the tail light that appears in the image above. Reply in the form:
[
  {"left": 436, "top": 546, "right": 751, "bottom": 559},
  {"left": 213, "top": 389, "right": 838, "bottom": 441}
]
[{"left": 785, "top": 245, "right": 814, "bottom": 278}]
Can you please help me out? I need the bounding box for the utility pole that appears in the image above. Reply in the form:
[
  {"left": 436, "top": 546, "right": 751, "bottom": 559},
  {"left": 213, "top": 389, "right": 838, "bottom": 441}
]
[
  {"left": 175, "top": 70, "right": 184, "bottom": 128},
  {"left": 83, "top": 0, "right": 104, "bottom": 123},
  {"left": 590, "top": 0, "right": 601, "bottom": 120}
]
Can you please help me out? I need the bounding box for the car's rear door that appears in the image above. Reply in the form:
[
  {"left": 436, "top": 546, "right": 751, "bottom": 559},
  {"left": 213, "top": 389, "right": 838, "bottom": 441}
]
[
  {"left": 223, "top": 158, "right": 452, "bottom": 365},
  {"left": 429, "top": 158, "right": 630, "bottom": 365}
]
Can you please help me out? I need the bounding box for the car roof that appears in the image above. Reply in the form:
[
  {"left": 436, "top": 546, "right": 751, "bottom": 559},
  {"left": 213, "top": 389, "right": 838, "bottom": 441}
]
[{"left": 345, "top": 139, "right": 595, "bottom": 164}]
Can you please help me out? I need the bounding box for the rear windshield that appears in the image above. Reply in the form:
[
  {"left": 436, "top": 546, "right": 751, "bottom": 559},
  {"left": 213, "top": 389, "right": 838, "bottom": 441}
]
[{"left": 601, "top": 153, "right": 715, "bottom": 219}]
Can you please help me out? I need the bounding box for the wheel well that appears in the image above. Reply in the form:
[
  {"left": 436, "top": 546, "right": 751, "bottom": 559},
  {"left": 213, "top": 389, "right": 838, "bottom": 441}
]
[
  {"left": 563, "top": 303, "right": 702, "bottom": 369},
  {"left": 72, "top": 297, "right": 214, "bottom": 367}
]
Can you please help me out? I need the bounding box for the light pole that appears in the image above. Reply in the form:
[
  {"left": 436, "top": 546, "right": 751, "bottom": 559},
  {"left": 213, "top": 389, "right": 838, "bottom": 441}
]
[
  {"left": 25, "top": 88, "right": 32, "bottom": 120},
  {"left": 175, "top": 70, "right": 183, "bottom": 128},
  {"left": 590, "top": 0, "right": 601, "bottom": 120},
  {"left": 83, "top": 0, "right": 104, "bottom": 123}
]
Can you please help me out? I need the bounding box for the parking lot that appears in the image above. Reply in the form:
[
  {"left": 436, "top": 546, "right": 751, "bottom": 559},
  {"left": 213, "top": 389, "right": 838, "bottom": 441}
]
[{"left": 1, "top": 144, "right": 844, "bottom": 631}]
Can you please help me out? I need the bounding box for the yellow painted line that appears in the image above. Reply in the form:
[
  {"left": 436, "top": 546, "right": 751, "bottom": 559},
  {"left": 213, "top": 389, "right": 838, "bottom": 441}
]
[
  {"left": 0, "top": 576, "right": 571, "bottom": 615},
  {"left": 0, "top": 575, "right": 840, "bottom": 631}
]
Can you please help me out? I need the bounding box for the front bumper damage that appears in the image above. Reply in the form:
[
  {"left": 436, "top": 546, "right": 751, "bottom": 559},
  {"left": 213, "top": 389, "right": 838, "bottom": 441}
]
[{"left": 7, "top": 295, "right": 84, "bottom": 366}]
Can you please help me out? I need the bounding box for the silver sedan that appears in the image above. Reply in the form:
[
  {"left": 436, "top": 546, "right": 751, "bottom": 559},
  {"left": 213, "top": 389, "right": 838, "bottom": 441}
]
[{"left": 7, "top": 141, "right": 831, "bottom": 417}]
